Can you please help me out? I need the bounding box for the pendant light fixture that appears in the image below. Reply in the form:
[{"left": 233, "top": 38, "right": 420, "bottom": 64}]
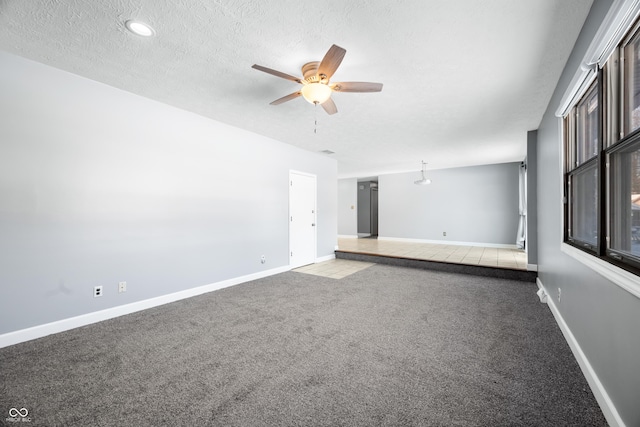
[{"left": 414, "top": 161, "right": 432, "bottom": 185}]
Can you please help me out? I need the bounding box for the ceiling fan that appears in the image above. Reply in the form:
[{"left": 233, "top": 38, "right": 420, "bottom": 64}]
[{"left": 251, "top": 44, "right": 383, "bottom": 115}]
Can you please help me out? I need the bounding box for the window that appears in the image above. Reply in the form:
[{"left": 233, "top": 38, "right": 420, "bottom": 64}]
[
  {"left": 608, "top": 136, "right": 640, "bottom": 267},
  {"left": 569, "top": 164, "right": 598, "bottom": 247},
  {"left": 624, "top": 26, "right": 640, "bottom": 135},
  {"left": 565, "top": 81, "right": 600, "bottom": 253},
  {"left": 576, "top": 84, "right": 600, "bottom": 165},
  {"left": 563, "top": 16, "right": 640, "bottom": 275}
]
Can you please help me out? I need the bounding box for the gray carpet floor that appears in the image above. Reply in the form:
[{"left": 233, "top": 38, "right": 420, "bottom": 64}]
[{"left": 0, "top": 264, "right": 607, "bottom": 426}]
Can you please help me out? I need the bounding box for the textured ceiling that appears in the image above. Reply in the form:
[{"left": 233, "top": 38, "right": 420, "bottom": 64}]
[{"left": 0, "top": 0, "right": 594, "bottom": 178}]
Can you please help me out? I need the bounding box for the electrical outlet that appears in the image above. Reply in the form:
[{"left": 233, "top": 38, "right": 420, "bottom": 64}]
[
  {"left": 94, "top": 286, "right": 103, "bottom": 298},
  {"left": 443, "top": 231, "right": 447, "bottom": 236},
  {"left": 118, "top": 281, "right": 127, "bottom": 293},
  {"left": 260, "top": 255, "right": 266, "bottom": 264},
  {"left": 557, "top": 288, "right": 561, "bottom": 302}
]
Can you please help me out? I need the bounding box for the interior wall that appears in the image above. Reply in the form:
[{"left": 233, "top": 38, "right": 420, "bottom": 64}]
[
  {"left": 0, "top": 51, "right": 337, "bottom": 335},
  {"left": 378, "top": 163, "right": 520, "bottom": 245},
  {"left": 337, "top": 178, "right": 357, "bottom": 236},
  {"left": 536, "top": 1, "right": 640, "bottom": 426}
]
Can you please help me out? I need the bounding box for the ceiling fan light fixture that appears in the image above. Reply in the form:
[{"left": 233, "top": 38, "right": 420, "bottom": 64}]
[
  {"left": 125, "top": 20, "right": 155, "bottom": 37},
  {"left": 301, "top": 83, "right": 332, "bottom": 105},
  {"left": 252, "top": 44, "right": 382, "bottom": 115}
]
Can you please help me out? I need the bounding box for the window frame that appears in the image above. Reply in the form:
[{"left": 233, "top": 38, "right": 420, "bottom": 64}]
[
  {"left": 563, "top": 15, "right": 640, "bottom": 279},
  {"left": 621, "top": 16, "right": 640, "bottom": 138},
  {"left": 558, "top": 1, "right": 640, "bottom": 300},
  {"left": 604, "top": 130, "right": 640, "bottom": 270},
  {"left": 564, "top": 78, "right": 602, "bottom": 256}
]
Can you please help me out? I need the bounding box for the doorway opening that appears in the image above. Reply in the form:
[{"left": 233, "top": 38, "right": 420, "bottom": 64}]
[{"left": 357, "top": 179, "right": 378, "bottom": 237}]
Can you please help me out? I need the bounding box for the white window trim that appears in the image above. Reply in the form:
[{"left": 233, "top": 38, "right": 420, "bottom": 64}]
[
  {"left": 561, "top": 243, "right": 640, "bottom": 299},
  {"left": 585, "top": 0, "right": 640, "bottom": 66},
  {"left": 556, "top": 0, "right": 640, "bottom": 118},
  {"left": 556, "top": 68, "right": 598, "bottom": 118}
]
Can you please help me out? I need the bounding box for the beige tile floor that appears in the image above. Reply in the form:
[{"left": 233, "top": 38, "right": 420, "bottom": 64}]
[
  {"left": 293, "top": 259, "right": 375, "bottom": 279},
  {"left": 337, "top": 237, "right": 528, "bottom": 271}
]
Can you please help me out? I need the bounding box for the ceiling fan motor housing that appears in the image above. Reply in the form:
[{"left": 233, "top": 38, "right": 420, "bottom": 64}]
[{"left": 302, "top": 61, "right": 322, "bottom": 82}]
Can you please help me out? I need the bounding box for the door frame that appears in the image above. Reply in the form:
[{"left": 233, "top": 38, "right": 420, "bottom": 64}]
[{"left": 289, "top": 170, "right": 317, "bottom": 268}]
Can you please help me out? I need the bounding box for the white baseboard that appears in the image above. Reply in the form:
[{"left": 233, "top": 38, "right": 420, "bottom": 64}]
[
  {"left": 378, "top": 236, "right": 519, "bottom": 249},
  {"left": 0, "top": 265, "right": 291, "bottom": 349},
  {"left": 337, "top": 234, "right": 358, "bottom": 239},
  {"left": 315, "top": 254, "right": 336, "bottom": 263},
  {"left": 527, "top": 264, "right": 538, "bottom": 272},
  {"left": 537, "top": 277, "right": 625, "bottom": 427}
]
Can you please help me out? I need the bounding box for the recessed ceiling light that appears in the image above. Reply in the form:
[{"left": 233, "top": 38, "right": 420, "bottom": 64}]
[{"left": 125, "top": 20, "right": 155, "bottom": 37}]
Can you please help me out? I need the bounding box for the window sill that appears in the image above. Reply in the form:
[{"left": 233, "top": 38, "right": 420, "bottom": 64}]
[{"left": 561, "top": 243, "right": 640, "bottom": 299}]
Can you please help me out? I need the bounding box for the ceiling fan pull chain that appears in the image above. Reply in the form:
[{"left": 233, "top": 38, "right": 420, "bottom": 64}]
[{"left": 314, "top": 101, "right": 318, "bottom": 134}]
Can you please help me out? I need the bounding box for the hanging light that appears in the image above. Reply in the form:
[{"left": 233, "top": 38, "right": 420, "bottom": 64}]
[{"left": 414, "top": 161, "right": 432, "bottom": 185}]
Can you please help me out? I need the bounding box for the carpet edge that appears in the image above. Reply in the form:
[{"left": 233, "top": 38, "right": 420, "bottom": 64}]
[
  {"left": 537, "top": 277, "right": 624, "bottom": 427},
  {"left": 0, "top": 265, "right": 291, "bottom": 349}
]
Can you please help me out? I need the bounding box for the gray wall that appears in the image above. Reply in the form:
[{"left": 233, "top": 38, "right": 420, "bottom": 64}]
[
  {"left": 0, "top": 52, "right": 337, "bottom": 335},
  {"left": 378, "top": 163, "right": 520, "bottom": 245},
  {"left": 537, "top": 1, "right": 640, "bottom": 425},
  {"left": 337, "top": 178, "right": 357, "bottom": 236}
]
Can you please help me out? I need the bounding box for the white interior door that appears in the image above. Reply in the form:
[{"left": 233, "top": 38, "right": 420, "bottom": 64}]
[{"left": 289, "top": 171, "right": 316, "bottom": 268}]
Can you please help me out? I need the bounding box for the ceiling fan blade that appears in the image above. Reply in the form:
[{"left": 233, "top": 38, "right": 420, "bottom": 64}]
[
  {"left": 331, "top": 82, "right": 383, "bottom": 93},
  {"left": 252, "top": 64, "right": 302, "bottom": 84},
  {"left": 321, "top": 97, "right": 338, "bottom": 115},
  {"left": 270, "top": 91, "right": 302, "bottom": 105},
  {"left": 316, "top": 45, "right": 346, "bottom": 82}
]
